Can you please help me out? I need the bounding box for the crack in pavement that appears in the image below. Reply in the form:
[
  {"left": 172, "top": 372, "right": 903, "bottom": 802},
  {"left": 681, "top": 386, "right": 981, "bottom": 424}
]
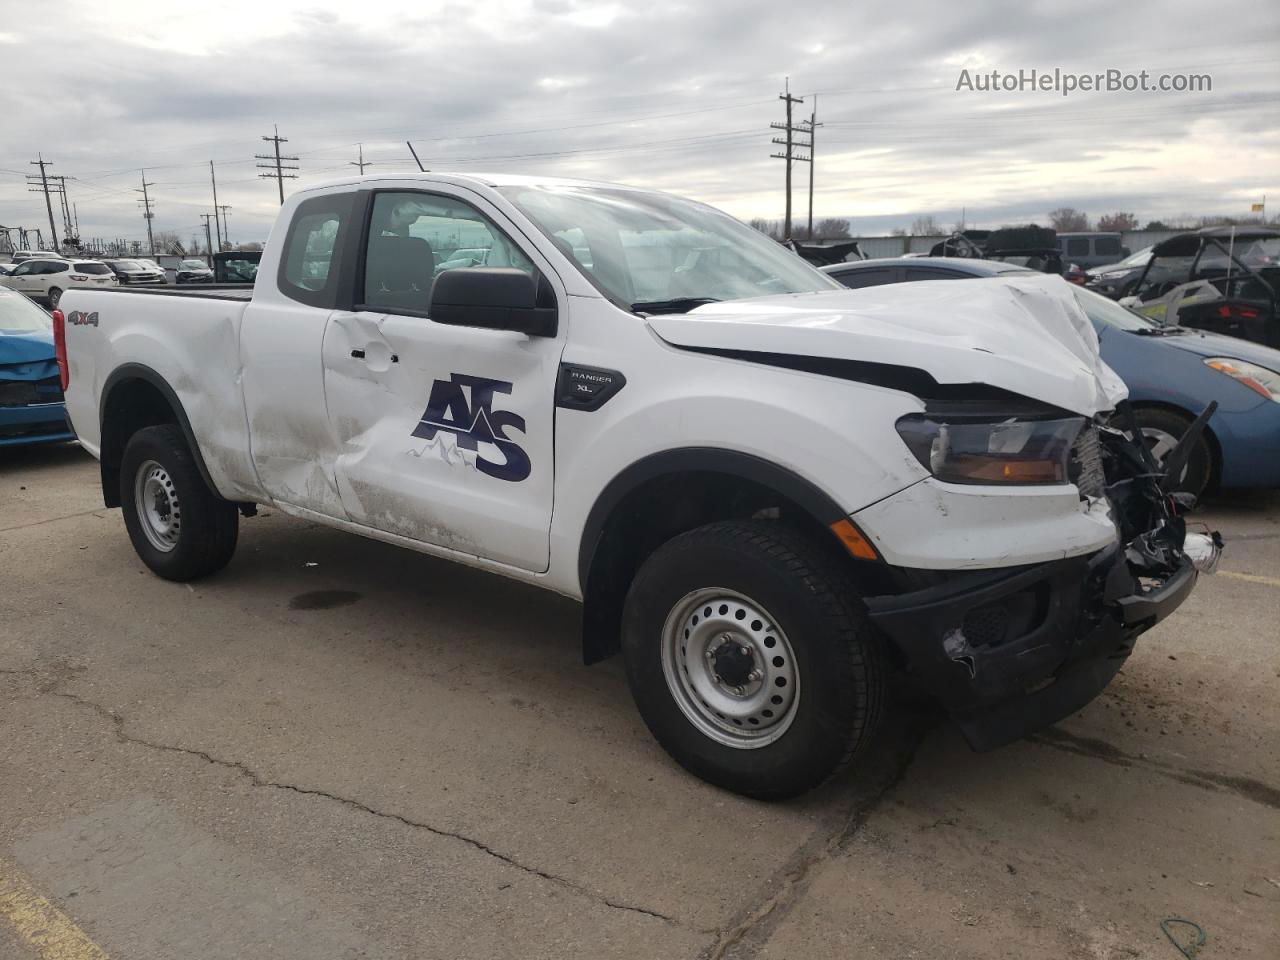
[
  {"left": 697, "top": 710, "right": 936, "bottom": 960},
  {"left": 1032, "top": 727, "right": 1280, "bottom": 810},
  {"left": 49, "top": 689, "right": 678, "bottom": 925}
]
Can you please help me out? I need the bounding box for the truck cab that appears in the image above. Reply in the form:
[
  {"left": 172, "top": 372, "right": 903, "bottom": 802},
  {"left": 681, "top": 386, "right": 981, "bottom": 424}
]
[{"left": 57, "top": 173, "right": 1215, "bottom": 798}]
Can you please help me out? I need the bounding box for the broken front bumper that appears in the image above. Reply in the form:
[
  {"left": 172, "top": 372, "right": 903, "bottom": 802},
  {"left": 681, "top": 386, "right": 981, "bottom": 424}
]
[{"left": 864, "top": 541, "right": 1200, "bottom": 751}]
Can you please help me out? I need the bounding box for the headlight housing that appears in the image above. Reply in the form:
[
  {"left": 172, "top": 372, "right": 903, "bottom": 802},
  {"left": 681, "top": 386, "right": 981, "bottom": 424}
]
[
  {"left": 896, "top": 414, "right": 1085, "bottom": 485},
  {"left": 1203, "top": 357, "right": 1280, "bottom": 402}
]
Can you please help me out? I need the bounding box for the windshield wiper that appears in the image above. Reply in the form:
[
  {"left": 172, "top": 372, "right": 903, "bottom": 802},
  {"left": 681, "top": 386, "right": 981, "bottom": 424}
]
[
  {"left": 630, "top": 297, "right": 721, "bottom": 315},
  {"left": 1134, "top": 325, "right": 1187, "bottom": 336}
]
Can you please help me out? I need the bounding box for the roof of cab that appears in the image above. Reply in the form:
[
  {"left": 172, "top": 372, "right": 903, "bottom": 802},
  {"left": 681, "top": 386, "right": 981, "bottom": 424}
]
[{"left": 295, "top": 171, "right": 657, "bottom": 195}]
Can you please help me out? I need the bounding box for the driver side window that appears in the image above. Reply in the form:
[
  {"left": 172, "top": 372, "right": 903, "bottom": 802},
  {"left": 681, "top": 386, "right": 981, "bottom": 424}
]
[{"left": 362, "top": 191, "right": 533, "bottom": 315}]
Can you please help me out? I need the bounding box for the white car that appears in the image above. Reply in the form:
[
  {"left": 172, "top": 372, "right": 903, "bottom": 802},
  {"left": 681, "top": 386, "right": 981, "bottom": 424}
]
[
  {"left": 10, "top": 249, "right": 62, "bottom": 264},
  {"left": 59, "top": 173, "right": 1216, "bottom": 798},
  {"left": 0, "top": 257, "right": 117, "bottom": 307}
]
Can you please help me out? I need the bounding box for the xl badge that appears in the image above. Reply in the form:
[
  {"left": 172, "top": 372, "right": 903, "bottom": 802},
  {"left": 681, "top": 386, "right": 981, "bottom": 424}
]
[{"left": 412, "top": 374, "right": 531, "bottom": 482}]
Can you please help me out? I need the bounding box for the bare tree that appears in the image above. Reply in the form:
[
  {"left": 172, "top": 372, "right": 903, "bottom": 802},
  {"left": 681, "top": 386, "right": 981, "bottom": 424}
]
[
  {"left": 1048, "top": 207, "right": 1090, "bottom": 231},
  {"left": 748, "top": 217, "right": 783, "bottom": 240},
  {"left": 1096, "top": 212, "right": 1138, "bottom": 232},
  {"left": 910, "top": 215, "right": 942, "bottom": 235},
  {"left": 814, "top": 217, "right": 851, "bottom": 239}
]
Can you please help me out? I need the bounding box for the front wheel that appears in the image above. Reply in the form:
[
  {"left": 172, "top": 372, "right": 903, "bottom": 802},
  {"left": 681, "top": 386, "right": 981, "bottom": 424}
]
[
  {"left": 622, "top": 521, "right": 885, "bottom": 799},
  {"left": 1133, "top": 407, "right": 1213, "bottom": 498},
  {"left": 47, "top": 287, "right": 62, "bottom": 309},
  {"left": 120, "top": 424, "right": 239, "bottom": 581}
]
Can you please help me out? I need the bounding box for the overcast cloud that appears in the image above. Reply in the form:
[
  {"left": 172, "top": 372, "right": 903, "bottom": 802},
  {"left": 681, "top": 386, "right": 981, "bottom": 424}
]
[{"left": 1, "top": 0, "right": 1277, "bottom": 247}]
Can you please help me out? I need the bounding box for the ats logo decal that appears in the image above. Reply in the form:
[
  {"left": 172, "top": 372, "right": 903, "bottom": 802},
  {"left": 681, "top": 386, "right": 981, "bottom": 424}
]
[
  {"left": 412, "top": 374, "right": 531, "bottom": 482},
  {"left": 66, "top": 310, "right": 99, "bottom": 327}
]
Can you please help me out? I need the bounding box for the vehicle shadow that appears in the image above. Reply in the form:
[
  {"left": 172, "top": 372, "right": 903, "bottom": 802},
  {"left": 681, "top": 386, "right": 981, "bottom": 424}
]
[{"left": 0, "top": 440, "right": 88, "bottom": 475}]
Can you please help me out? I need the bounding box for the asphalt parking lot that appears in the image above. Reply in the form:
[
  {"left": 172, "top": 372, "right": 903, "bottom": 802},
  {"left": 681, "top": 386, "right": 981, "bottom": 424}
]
[{"left": 1, "top": 443, "right": 1277, "bottom": 960}]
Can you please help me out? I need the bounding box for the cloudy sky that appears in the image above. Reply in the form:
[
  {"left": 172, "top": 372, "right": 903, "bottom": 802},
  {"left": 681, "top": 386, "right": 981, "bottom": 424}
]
[{"left": 1, "top": 0, "right": 1277, "bottom": 248}]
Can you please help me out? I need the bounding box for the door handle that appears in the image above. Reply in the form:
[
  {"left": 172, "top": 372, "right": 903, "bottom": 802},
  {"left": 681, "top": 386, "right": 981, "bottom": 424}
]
[{"left": 350, "top": 348, "right": 398, "bottom": 363}]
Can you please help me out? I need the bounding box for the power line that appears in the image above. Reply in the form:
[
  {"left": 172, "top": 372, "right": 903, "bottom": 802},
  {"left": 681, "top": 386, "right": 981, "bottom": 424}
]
[
  {"left": 255, "top": 124, "right": 299, "bottom": 205},
  {"left": 350, "top": 143, "right": 371, "bottom": 175},
  {"left": 770, "top": 78, "right": 811, "bottom": 241},
  {"left": 136, "top": 170, "right": 156, "bottom": 257},
  {"left": 28, "top": 155, "right": 59, "bottom": 250}
]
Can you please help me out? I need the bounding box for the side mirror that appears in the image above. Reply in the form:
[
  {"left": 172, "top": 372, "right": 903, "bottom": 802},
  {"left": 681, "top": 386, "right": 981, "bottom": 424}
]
[{"left": 430, "top": 268, "right": 557, "bottom": 337}]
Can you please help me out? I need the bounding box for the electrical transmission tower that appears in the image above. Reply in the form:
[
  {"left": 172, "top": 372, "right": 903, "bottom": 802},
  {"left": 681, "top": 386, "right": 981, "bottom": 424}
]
[
  {"left": 350, "top": 143, "right": 372, "bottom": 175},
  {"left": 256, "top": 125, "right": 299, "bottom": 204},
  {"left": 136, "top": 170, "right": 156, "bottom": 257},
  {"left": 27, "top": 154, "right": 59, "bottom": 251},
  {"left": 770, "top": 79, "right": 812, "bottom": 241}
]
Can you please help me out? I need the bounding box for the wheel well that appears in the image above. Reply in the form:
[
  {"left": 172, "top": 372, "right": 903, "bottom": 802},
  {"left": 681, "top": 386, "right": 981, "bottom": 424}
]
[
  {"left": 98, "top": 377, "right": 181, "bottom": 507},
  {"left": 1129, "top": 400, "right": 1223, "bottom": 486},
  {"left": 579, "top": 467, "right": 878, "bottom": 665}
]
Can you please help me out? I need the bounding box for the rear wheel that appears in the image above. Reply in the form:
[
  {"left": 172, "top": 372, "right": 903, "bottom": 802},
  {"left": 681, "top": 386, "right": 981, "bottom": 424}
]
[
  {"left": 47, "top": 287, "right": 62, "bottom": 309},
  {"left": 622, "top": 520, "right": 884, "bottom": 799},
  {"left": 120, "top": 424, "right": 239, "bottom": 581},
  {"left": 1133, "top": 407, "right": 1213, "bottom": 497}
]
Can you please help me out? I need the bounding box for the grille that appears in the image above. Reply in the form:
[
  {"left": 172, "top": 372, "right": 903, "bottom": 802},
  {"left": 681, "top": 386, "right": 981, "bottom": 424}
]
[
  {"left": 1071, "top": 424, "right": 1106, "bottom": 499},
  {"left": 0, "top": 377, "right": 63, "bottom": 408}
]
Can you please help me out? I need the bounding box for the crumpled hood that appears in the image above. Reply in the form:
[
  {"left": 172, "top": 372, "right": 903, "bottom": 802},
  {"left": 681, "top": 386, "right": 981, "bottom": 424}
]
[
  {"left": 0, "top": 329, "right": 57, "bottom": 378},
  {"left": 648, "top": 275, "right": 1129, "bottom": 416}
]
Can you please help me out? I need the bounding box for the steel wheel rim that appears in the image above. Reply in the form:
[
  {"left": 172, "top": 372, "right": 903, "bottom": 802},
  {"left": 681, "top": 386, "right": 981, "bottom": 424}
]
[
  {"left": 134, "top": 459, "right": 181, "bottom": 552},
  {"left": 660, "top": 588, "right": 800, "bottom": 750},
  {"left": 48, "top": 288, "right": 61, "bottom": 307}
]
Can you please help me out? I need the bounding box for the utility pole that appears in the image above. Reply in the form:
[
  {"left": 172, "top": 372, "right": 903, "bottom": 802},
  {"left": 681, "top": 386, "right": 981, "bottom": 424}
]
[
  {"left": 350, "top": 143, "right": 371, "bottom": 175},
  {"left": 200, "top": 214, "right": 215, "bottom": 258},
  {"left": 28, "top": 154, "right": 59, "bottom": 251},
  {"left": 136, "top": 170, "right": 156, "bottom": 257},
  {"left": 210, "top": 161, "right": 223, "bottom": 251},
  {"left": 770, "top": 79, "right": 811, "bottom": 241},
  {"left": 256, "top": 124, "right": 299, "bottom": 205},
  {"left": 806, "top": 95, "right": 823, "bottom": 240},
  {"left": 217, "top": 206, "right": 233, "bottom": 247}
]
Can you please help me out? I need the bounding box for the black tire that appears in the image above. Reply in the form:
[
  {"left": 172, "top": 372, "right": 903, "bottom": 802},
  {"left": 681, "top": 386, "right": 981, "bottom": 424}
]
[
  {"left": 1132, "top": 406, "right": 1213, "bottom": 497},
  {"left": 621, "top": 520, "right": 885, "bottom": 799},
  {"left": 47, "top": 287, "right": 62, "bottom": 309},
  {"left": 120, "top": 424, "right": 238, "bottom": 581}
]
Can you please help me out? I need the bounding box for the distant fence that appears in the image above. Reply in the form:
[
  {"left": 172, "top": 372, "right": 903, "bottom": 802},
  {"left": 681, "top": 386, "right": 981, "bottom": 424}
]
[{"left": 851, "top": 230, "right": 1183, "bottom": 260}]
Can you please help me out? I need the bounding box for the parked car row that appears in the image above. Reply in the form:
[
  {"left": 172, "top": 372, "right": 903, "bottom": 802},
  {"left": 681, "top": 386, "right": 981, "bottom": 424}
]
[{"left": 0, "top": 255, "right": 222, "bottom": 306}]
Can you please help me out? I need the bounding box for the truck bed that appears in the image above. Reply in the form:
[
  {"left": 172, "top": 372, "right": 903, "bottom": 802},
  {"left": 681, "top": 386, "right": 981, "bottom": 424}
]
[{"left": 87, "top": 285, "right": 255, "bottom": 301}]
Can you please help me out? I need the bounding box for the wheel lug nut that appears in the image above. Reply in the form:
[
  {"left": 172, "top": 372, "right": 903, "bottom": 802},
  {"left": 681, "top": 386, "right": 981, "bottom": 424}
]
[{"left": 748, "top": 670, "right": 761, "bottom": 682}]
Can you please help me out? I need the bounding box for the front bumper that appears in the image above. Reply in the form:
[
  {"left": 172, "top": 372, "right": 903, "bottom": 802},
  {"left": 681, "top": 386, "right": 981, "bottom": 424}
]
[
  {"left": 864, "top": 542, "right": 1198, "bottom": 751},
  {"left": 0, "top": 403, "right": 74, "bottom": 446}
]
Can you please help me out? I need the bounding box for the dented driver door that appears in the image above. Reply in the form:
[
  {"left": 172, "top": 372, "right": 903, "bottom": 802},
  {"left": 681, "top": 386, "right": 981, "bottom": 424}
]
[{"left": 320, "top": 187, "right": 566, "bottom": 573}]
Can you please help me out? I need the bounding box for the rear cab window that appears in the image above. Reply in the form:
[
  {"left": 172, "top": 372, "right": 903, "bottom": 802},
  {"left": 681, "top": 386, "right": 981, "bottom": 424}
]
[
  {"left": 278, "top": 191, "right": 357, "bottom": 307},
  {"left": 73, "top": 262, "right": 112, "bottom": 275}
]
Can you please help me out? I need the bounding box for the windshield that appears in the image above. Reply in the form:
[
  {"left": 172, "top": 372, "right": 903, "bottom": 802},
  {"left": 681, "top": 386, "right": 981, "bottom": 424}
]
[
  {"left": 0, "top": 292, "right": 53, "bottom": 333},
  {"left": 1114, "top": 246, "right": 1151, "bottom": 268},
  {"left": 498, "top": 185, "right": 840, "bottom": 310},
  {"left": 180, "top": 260, "right": 207, "bottom": 269},
  {"left": 1073, "top": 286, "right": 1157, "bottom": 331},
  {"left": 114, "top": 260, "right": 145, "bottom": 272}
]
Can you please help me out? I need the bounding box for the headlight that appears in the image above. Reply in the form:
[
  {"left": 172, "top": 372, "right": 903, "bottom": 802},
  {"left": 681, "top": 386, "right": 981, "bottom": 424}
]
[
  {"left": 1093, "top": 270, "right": 1127, "bottom": 281},
  {"left": 1204, "top": 357, "right": 1280, "bottom": 402},
  {"left": 895, "top": 415, "right": 1085, "bottom": 485}
]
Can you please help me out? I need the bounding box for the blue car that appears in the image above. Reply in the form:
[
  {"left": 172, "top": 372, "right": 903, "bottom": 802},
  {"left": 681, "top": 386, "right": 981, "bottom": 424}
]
[
  {"left": 821, "top": 258, "right": 1280, "bottom": 495},
  {"left": 0, "top": 287, "right": 75, "bottom": 447}
]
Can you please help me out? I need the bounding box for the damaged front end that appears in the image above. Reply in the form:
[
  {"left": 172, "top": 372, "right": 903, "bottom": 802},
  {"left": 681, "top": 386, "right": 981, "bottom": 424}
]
[{"left": 864, "top": 401, "right": 1222, "bottom": 751}]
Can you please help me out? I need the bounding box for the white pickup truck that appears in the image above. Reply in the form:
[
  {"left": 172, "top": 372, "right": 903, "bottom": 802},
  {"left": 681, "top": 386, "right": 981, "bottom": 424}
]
[{"left": 57, "top": 173, "right": 1218, "bottom": 798}]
